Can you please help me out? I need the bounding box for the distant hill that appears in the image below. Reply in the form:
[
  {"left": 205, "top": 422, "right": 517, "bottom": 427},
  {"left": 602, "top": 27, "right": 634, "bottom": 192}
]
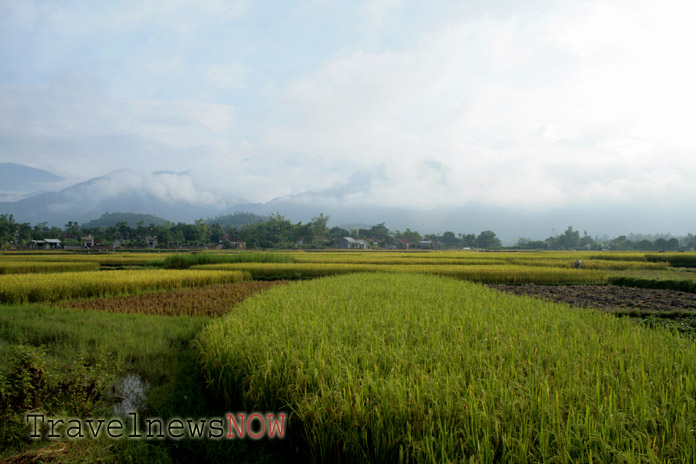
[
  {"left": 206, "top": 212, "right": 267, "bottom": 227},
  {"left": 0, "top": 162, "right": 63, "bottom": 193},
  {"left": 82, "top": 212, "right": 171, "bottom": 228}
]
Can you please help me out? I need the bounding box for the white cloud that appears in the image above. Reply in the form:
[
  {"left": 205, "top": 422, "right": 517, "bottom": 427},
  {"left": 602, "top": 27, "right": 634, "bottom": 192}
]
[
  {"left": 46, "top": 170, "right": 221, "bottom": 216},
  {"left": 258, "top": 0, "right": 696, "bottom": 210},
  {"left": 2, "top": 0, "right": 695, "bottom": 220},
  {"left": 206, "top": 63, "right": 247, "bottom": 89},
  {"left": 0, "top": 85, "right": 235, "bottom": 163},
  {"left": 362, "top": 0, "right": 403, "bottom": 25}
]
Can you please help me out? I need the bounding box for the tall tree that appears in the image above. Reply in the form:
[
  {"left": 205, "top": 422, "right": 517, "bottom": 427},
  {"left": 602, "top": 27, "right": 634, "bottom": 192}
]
[
  {"left": 441, "top": 231, "right": 461, "bottom": 248},
  {"left": 476, "top": 230, "right": 501, "bottom": 249}
]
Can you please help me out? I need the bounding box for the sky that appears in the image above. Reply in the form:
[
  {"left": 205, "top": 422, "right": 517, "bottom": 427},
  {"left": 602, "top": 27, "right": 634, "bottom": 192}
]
[{"left": 1, "top": 0, "right": 695, "bottom": 235}]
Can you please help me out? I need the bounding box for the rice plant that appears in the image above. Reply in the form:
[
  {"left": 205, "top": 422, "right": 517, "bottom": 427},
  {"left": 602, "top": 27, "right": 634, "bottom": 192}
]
[
  {"left": 0, "top": 269, "right": 250, "bottom": 304},
  {"left": 0, "top": 261, "right": 100, "bottom": 274},
  {"left": 197, "top": 273, "right": 696, "bottom": 463},
  {"left": 646, "top": 253, "right": 696, "bottom": 268},
  {"left": 193, "top": 262, "right": 607, "bottom": 284},
  {"left": 505, "top": 258, "right": 668, "bottom": 270},
  {"left": 150, "top": 252, "right": 293, "bottom": 269}
]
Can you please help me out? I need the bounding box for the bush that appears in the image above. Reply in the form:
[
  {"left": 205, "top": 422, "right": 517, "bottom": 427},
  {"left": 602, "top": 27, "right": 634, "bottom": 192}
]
[
  {"left": 0, "top": 344, "right": 115, "bottom": 447},
  {"left": 0, "top": 345, "right": 52, "bottom": 448},
  {"left": 0, "top": 344, "right": 50, "bottom": 413}
]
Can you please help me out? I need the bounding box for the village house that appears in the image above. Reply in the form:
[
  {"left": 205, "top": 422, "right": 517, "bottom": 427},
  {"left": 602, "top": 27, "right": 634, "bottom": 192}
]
[
  {"left": 418, "top": 240, "right": 442, "bottom": 250},
  {"left": 82, "top": 234, "right": 95, "bottom": 248},
  {"left": 396, "top": 238, "right": 411, "bottom": 249},
  {"left": 30, "top": 239, "right": 62, "bottom": 250},
  {"left": 338, "top": 237, "right": 369, "bottom": 249},
  {"left": 220, "top": 235, "right": 246, "bottom": 249},
  {"left": 146, "top": 236, "right": 158, "bottom": 248}
]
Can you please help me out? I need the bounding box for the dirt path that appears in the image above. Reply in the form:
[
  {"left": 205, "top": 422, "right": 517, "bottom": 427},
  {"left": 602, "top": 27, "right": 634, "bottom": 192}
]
[{"left": 488, "top": 284, "right": 696, "bottom": 313}]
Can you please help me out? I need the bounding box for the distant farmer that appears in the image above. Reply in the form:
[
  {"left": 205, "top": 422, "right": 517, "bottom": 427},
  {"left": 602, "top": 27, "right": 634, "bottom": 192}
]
[{"left": 573, "top": 259, "right": 582, "bottom": 269}]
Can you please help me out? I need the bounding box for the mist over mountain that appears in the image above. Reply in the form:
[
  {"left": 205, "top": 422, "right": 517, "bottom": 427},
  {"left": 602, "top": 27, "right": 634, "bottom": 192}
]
[
  {"left": 205, "top": 212, "right": 268, "bottom": 228},
  {"left": 221, "top": 190, "right": 695, "bottom": 244},
  {"left": 1, "top": 164, "right": 694, "bottom": 244},
  {"left": 82, "top": 212, "right": 171, "bottom": 228},
  {"left": 0, "top": 162, "right": 64, "bottom": 200},
  {"left": 0, "top": 168, "right": 236, "bottom": 226},
  {"left": 215, "top": 162, "right": 695, "bottom": 241}
]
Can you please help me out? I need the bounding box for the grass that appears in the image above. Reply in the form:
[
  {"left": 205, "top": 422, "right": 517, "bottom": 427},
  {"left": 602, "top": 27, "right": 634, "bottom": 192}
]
[
  {"left": 621, "top": 313, "right": 696, "bottom": 335},
  {"left": 0, "top": 304, "right": 204, "bottom": 460},
  {"left": 197, "top": 273, "right": 696, "bottom": 463},
  {"left": 0, "top": 304, "right": 292, "bottom": 463}
]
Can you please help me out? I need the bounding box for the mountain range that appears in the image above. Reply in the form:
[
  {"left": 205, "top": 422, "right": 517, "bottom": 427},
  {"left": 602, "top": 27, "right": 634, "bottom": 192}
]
[
  {"left": 0, "top": 166, "right": 227, "bottom": 226},
  {"left": 1, "top": 164, "right": 694, "bottom": 244}
]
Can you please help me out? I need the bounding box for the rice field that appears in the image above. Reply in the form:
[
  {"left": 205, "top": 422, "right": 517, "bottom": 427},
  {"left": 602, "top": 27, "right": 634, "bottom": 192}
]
[
  {"left": 193, "top": 262, "right": 608, "bottom": 284},
  {"left": 590, "top": 252, "right": 696, "bottom": 267},
  {"left": 588, "top": 253, "right": 650, "bottom": 262},
  {"left": 0, "top": 252, "right": 174, "bottom": 266},
  {"left": 504, "top": 258, "right": 668, "bottom": 270},
  {"left": 0, "top": 260, "right": 100, "bottom": 274},
  {"left": 2, "top": 249, "right": 695, "bottom": 462},
  {"left": 289, "top": 251, "right": 670, "bottom": 271},
  {"left": 0, "top": 269, "right": 250, "bottom": 304},
  {"left": 291, "top": 253, "right": 506, "bottom": 266},
  {"left": 610, "top": 268, "right": 696, "bottom": 281},
  {"left": 149, "top": 252, "right": 293, "bottom": 269},
  {"left": 646, "top": 253, "right": 696, "bottom": 268},
  {"left": 197, "top": 272, "right": 696, "bottom": 463}
]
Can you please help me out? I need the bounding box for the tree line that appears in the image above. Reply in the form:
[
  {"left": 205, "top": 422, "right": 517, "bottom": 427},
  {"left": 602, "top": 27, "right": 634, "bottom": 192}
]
[
  {"left": 1, "top": 213, "right": 694, "bottom": 251},
  {"left": 516, "top": 226, "right": 695, "bottom": 252}
]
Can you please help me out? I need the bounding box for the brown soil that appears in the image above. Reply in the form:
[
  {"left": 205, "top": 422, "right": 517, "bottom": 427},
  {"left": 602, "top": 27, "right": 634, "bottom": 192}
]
[
  {"left": 57, "top": 280, "right": 290, "bottom": 317},
  {"left": 488, "top": 284, "right": 696, "bottom": 313}
]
